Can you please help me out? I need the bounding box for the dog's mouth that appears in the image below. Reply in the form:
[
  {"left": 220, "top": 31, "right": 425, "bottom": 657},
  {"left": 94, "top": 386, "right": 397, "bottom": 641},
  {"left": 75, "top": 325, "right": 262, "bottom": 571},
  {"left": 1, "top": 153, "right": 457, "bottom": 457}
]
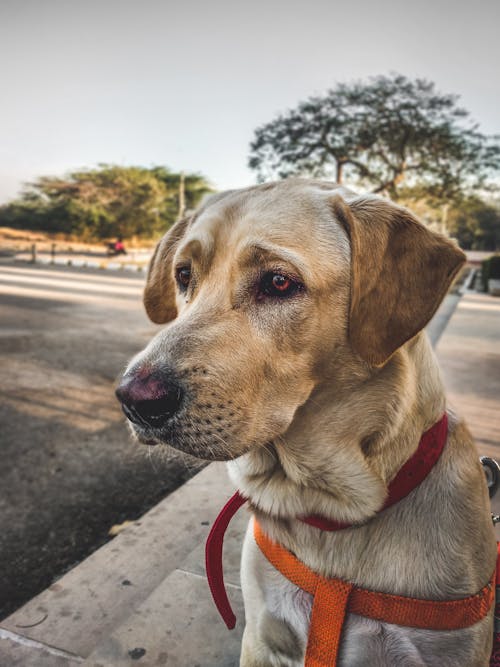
[
  {"left": 126, "top": 411, "right": 247, "bottom": 461},
  {"left": 134, "top": 431, "right": 161, "bottom": 447}
]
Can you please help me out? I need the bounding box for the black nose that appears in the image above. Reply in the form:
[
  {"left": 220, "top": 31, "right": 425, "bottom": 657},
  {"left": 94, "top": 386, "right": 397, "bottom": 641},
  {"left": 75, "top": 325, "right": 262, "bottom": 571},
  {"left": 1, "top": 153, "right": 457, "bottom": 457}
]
[{"left": 115, "top": 371, "right": 183, "bottom": 429}]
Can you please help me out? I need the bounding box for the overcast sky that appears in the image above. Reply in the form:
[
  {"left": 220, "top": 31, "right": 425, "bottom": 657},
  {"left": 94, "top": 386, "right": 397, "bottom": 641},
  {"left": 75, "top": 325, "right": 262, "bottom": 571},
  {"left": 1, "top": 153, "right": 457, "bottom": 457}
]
[{"left": 1, "top": 0, "right": 499, "bottom": 202}]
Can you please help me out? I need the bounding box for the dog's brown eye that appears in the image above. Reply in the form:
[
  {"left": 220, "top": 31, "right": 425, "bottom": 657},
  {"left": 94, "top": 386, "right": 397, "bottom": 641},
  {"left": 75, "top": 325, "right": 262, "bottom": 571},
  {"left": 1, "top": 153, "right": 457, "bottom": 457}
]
[
  {"left": 271, "top": 275, "right": 291, "bottom": 292},
  {"left": 259, "top": 272, "right": 302, "bottom": 299},
  {"left": 176, "top": 267, "right": 191, "bottom": 289}
]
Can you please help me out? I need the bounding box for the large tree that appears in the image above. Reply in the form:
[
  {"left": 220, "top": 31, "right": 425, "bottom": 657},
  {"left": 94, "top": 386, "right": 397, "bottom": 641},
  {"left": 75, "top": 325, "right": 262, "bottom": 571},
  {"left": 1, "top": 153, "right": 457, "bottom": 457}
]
[
  {"left": 248, "top": 74, "right": 500, "bottom": 202},
  {"left": 0, "top": 165, "right": 213, "bottom": 240},
  {"left": 447, "top": 197, "right": 500, "bottom": 250}
]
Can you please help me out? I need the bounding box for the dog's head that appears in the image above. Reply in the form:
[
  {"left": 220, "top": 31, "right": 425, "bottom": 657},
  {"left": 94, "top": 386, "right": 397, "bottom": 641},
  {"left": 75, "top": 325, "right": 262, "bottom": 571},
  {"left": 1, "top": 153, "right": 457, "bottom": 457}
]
[{"left": 116, "top": 180, "right": 464, "bottom": 460}]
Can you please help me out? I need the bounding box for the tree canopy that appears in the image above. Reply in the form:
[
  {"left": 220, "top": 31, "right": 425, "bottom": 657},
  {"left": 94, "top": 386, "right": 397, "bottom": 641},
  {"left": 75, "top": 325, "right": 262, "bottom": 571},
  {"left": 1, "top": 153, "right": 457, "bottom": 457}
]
[
  {"left": 248, "top": 74, "right": 500, "bottom": 203},
  {"left": 0, "top": 165, "right": 213, "bottom": 240},
  {"left": 447, "top": 197, "right": 500, "bottom": 250}
]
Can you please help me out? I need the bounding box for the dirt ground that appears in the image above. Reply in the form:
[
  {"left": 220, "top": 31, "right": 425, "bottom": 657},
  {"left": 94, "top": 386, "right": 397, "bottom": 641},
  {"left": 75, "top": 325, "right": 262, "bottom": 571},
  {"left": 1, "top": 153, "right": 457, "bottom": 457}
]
[{"left": 0, "top": 260, "right": 203, "bottom": 620}]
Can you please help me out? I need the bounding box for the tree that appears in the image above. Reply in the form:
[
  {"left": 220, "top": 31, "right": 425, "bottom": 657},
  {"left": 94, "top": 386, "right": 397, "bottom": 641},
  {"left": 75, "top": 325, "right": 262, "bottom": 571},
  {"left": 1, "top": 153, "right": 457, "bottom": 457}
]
[
  {"left": 447, "top": 197, "right": 500, "bottom": 250},
  {"left": 248, "top": 74, "right": 500, "bottom": 202},
  {"left": 150, "top": 167, "right": 213, "bottom": 222},
  {"left": 0, "top": 165, "right": 213, "bottom": 240}
]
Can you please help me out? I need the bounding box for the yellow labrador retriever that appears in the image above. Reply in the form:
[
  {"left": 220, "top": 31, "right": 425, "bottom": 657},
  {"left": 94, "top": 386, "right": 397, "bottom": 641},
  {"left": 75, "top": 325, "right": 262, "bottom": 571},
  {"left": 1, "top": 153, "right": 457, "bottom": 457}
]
[{"left": 116, "top": 179, "right": 496, "bottom": 666}]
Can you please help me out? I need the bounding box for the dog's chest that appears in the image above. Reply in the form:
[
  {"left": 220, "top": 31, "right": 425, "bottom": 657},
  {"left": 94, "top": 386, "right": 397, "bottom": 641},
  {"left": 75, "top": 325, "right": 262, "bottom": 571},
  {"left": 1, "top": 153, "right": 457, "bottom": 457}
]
[
  {"left": 265, "top": 575, "right": 312, "bottom": 647},
  {"left": 259, "top": 556, "right": 486, "bottom": 667}
]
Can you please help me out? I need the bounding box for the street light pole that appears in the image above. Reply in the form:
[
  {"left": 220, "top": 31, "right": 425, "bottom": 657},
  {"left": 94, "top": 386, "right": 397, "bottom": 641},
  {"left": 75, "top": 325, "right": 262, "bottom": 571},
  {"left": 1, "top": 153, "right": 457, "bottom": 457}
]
[{"left": 178, "top": 172, "right": 185, "bottom": 220}]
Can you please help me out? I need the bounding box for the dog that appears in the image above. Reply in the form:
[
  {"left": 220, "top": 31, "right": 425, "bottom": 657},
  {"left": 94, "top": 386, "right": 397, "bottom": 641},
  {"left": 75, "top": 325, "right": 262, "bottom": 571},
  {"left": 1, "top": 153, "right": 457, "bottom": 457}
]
[{"left": 116, "top": 179, "right": 497, "bottom": 666}]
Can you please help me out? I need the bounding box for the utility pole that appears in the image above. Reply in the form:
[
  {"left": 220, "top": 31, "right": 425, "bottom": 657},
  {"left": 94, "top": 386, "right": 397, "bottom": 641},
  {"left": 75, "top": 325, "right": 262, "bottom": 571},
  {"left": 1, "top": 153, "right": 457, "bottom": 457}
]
[
  {"left": 441, "top": 203, "right": 450, "bottom": 236},
  {"left": 178, "top": 172, "right": 185, "bottom": 220}
]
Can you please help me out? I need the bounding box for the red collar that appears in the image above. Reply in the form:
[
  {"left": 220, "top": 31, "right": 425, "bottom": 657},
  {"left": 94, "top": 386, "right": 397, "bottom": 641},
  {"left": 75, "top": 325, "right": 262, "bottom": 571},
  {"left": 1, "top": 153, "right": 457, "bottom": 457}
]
[{"left": 205, "top": 413, "right": 448, "bottom": 629}]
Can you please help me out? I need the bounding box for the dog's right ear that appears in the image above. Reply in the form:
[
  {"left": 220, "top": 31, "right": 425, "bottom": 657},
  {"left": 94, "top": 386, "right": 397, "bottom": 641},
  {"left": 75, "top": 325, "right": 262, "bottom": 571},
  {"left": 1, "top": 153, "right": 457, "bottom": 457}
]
[
  {"left": 143, "top": 216, "right": 192, "bottom": 324},
  {"left": 331, "top": 195, "right": 465, "bottom": 367}
]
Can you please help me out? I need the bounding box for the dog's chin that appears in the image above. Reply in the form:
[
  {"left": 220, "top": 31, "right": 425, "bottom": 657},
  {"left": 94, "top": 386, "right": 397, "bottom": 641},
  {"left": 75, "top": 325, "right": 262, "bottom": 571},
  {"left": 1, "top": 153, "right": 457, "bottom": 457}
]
[{"left": 128, "top": 422, "right": 247, "bottom": 461}]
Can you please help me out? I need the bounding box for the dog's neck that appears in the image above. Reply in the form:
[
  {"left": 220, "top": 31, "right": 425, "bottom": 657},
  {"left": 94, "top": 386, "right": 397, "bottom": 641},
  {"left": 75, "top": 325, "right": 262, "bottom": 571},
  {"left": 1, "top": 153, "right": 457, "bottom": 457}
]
[{"left": 227, "top": 332, "right": 446, "bottom": 527}]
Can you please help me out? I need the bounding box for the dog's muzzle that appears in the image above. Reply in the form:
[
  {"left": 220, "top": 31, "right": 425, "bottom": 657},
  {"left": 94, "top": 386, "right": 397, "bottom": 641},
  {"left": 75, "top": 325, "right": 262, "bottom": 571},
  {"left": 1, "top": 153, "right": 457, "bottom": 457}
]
[{"left": 115, "top": 370, "right": 183, "bottom": 430}]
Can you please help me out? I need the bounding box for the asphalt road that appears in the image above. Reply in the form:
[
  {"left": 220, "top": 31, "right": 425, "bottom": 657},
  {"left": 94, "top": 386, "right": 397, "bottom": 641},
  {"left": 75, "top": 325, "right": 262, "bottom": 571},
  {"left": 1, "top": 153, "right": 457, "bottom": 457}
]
[{"left": 0, "top": 261, "right": 203, "bottom": 620}]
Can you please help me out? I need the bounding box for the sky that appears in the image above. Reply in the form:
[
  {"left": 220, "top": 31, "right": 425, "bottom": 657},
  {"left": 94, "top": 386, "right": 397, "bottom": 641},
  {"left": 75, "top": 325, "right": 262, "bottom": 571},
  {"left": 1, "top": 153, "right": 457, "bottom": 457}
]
[{"left": 1, "top": 0, "right": 499, "bottom": 203}]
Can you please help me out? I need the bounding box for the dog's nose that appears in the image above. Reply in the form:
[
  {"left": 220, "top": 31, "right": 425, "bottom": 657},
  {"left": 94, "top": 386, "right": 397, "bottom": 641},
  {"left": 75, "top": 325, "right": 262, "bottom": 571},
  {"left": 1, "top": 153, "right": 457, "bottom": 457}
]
[{"left": 115, "top": 372, "right": 183, "bottom": 429}]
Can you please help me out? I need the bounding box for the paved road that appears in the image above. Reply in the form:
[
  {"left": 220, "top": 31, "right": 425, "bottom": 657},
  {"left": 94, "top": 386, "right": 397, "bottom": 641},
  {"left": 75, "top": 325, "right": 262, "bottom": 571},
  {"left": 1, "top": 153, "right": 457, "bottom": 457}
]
[{"left": 0, "top": 261, "right": 203, "bottom": 619}]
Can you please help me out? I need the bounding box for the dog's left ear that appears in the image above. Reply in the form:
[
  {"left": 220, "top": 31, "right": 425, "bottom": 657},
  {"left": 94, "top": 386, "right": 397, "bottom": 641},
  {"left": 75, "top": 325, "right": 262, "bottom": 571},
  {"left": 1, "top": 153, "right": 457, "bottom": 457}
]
[
  {"left": 143, "top": 216, "right": 192, "bottom": 324},
  {"left": 332, "top": 196, "right": 466, "bottom": 367}
]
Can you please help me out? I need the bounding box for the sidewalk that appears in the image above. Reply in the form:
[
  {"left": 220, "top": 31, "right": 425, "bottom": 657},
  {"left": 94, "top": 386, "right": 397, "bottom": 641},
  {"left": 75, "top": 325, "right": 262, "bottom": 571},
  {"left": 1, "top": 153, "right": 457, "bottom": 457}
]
[
  {"left": 436, "top": 291, "right": 500, "bottom": 460},
  {"left": 0, "top": 289, "right": 499, "bottom": 666},
  {"left": 435, "top": 290, "right": 500, "bottom": 517}
]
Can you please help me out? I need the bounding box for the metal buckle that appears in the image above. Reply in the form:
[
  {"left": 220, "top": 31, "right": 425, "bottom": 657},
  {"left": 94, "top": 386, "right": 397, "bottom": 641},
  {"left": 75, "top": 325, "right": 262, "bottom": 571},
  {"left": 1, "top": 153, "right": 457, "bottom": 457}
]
[{"left": 480, "top": 456, "right": 500, "bottom": 499}]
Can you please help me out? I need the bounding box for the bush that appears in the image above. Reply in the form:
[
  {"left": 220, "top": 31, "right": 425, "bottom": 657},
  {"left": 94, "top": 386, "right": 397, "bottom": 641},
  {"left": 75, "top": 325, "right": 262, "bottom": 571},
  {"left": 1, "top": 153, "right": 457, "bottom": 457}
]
[
  {"left": 489, "top": 255, "right": 500, "bottom": 279},
  {"left": 481, "top": 255, "right": 500, "bottom": 291}
]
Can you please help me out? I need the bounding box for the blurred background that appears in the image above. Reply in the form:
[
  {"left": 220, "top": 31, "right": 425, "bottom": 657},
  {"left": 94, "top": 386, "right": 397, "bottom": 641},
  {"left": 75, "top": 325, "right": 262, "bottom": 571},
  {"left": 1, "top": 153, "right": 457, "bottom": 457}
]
[{"left": 0, "top": 0, "right": 499, "bottom": 645}]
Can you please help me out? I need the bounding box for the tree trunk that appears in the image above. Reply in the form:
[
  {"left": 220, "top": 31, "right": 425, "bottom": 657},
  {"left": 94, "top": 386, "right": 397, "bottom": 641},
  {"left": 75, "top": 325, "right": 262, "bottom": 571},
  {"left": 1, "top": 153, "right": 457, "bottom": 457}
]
[
  {"left": 336, "top": 162, "right": 343, "bottom": 184},
  {"left": 178, "top": 172, "right": 186, "bottom": 220}
]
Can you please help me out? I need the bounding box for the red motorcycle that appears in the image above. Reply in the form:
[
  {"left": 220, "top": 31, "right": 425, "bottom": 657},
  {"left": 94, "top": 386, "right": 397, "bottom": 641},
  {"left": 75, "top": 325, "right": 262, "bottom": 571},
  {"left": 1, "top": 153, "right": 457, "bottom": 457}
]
[{"left": 106, "top": 239, "right": 127, "bottom": 257}]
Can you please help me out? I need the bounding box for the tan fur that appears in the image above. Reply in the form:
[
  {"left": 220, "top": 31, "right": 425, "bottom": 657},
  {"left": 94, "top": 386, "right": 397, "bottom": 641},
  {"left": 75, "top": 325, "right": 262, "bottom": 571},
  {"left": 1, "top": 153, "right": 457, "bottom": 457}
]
[{"left": 124, "top": 179, "right": 496, "bottom": 666}]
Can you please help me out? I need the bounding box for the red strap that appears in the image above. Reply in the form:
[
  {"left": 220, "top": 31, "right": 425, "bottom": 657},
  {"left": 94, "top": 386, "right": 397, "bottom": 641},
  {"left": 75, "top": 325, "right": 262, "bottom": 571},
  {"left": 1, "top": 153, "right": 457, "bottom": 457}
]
[
  {"left": 301, "top": 413, "right": 448, "bottom": 530},
  {"left": 205, "top": 490, "right": 247, "bottom": 629},
  {"left": 489, "top": 542, "right": 500, "bottom": 667}
]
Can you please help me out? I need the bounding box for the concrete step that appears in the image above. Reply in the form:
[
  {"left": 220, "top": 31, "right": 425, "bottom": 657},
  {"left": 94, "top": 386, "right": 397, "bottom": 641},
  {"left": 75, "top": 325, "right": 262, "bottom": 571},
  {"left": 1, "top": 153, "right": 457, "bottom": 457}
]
[
  {"left": 0, "top": 630, "right": 82, "bottom": 666},
  {"left": 82, "top": 507, "right": 248, "bottom": 667},
  {"left": 0, "top": 462, "right": 246, "bottom": 664},
  {"left": 81, "top": 569, "right": 244, "bottom": 667}
]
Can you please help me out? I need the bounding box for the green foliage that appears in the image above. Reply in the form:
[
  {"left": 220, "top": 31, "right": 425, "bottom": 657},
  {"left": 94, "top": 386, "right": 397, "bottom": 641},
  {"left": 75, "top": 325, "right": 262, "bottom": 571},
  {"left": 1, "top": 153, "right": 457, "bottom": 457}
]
[
  {"left": 150, "top": 167, "right": 213, "bottom": 219},
  {"left": 0, "top": 165, "right": 213, "bottom": 240},
  {"left": 481, "top": 255, "right": 500, "bottom": 291},
  {"left": 249, "top": 74, "right": 500, "bottom": 203},
  {"left": 447, "top": 198, "right": 500, "bottom": 250}
]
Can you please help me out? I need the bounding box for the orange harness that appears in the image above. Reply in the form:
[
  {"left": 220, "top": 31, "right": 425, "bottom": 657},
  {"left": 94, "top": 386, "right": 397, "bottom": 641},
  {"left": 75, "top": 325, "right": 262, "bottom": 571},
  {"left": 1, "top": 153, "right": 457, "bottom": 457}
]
[{"left": 254, "top": 519, "right": 496, "bottom": 667}]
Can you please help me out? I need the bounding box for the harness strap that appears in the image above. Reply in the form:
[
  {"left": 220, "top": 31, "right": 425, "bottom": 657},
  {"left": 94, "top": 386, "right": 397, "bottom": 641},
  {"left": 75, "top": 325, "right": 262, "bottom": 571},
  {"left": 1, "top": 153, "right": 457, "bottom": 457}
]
[
  {"left": 205, "top": 490, "right": 248, "bottom": 629},
  {"left": 254, "top": 520, "right": 495, "bottom": 667}
]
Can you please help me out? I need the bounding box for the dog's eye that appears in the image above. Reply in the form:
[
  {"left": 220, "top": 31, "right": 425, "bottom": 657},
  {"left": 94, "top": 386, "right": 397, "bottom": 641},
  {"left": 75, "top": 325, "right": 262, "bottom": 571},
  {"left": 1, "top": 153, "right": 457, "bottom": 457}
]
[
  {"left": 176, "top": 266, "right": 191, "bottom": 289},
  {"left": 258, "top": 272, "right": 302, "bottom": 299}
]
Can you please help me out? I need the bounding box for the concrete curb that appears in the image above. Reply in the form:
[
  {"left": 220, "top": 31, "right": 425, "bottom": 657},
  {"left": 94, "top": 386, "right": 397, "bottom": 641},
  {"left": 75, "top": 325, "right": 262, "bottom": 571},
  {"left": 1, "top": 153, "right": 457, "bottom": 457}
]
[
  {"left": 11, "top": 256, "right": 147, "bottom": 273},
  {"left": 0, "top": 463, "right": 246, "bottom": 666}
]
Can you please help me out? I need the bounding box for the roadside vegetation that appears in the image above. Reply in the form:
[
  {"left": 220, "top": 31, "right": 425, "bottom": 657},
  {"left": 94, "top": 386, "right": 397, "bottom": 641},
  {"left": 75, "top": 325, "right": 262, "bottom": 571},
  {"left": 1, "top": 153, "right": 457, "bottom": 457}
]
[
  {"left": 1, "top": 74, "right": 499, "bottom": 250},
  {"left": 0, "top": 166, "right": 213, "bottom": 242}
]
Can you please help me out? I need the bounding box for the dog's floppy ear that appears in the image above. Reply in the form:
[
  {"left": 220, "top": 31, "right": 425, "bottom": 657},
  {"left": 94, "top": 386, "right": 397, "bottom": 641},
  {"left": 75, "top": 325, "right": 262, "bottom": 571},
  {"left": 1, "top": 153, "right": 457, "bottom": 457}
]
[
  {"left": 143, "top": 216, "right": 192, "bottom": 324},
  {"left": 332, "top": 196, "right": 465, "bottom": 367}
]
